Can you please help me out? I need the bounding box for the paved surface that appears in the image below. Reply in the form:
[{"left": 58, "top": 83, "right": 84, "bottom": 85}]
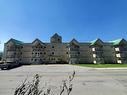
[{"left": 0, "top": 65, "right": 127, "bottom": 95}]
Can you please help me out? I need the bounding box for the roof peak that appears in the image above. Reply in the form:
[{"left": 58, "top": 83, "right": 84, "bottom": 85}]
[
  {"left": 90, "top": 38, "right": 103, "bottom": 45},
  {"left": 110, "top": 38, "right": 126, "bottom": 45},
  {"left": 6, "top": 38, "right": 24, "bottom": 45},
  {"left": 52, "top": 33, "right": 61, "bottom": 37}
]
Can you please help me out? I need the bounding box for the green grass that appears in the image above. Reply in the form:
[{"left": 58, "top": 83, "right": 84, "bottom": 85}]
[{"left": 73, "top": 64, "right": 127, "bottom": 68}]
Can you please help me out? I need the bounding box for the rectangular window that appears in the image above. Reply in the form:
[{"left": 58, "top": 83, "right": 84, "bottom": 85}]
[
  {"left": 52, "top": 46, "right": 54, "bottom": 48},
  {"left": 93, "top": 54, "right": 96, "bottom": 58},
  {"left": 93, "top": 60, "right": 96, "bottom": 64},
  {"left": 115, "top": 47, "right": 120, "bottom": 51},
  {"left": 116, "top": 54, "right": 121, "bottom": 57},
  {"left": 117, "top": 60, "right": 122, "bottom": 63},
  {"left": 92, "top": 48, "right": 95, "bottom": 51},
  {"left": 52, "top": 52, "right": 54, "bottom": 55}
]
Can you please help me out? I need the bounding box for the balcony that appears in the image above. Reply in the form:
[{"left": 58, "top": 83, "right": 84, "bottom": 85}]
[
  {"left": 117, "top": 47, "right": 127, "bottom": 51},
  {"left": 91, "top": 47, "right": 103, "bottom": 52},
  {"left": 69, "top": 54, "right": 79, "bottom": 58}
]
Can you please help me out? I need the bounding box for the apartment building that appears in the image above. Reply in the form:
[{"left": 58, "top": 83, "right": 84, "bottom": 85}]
[{"left": 3, "top": 33, "right": 127, "bottom": 64}]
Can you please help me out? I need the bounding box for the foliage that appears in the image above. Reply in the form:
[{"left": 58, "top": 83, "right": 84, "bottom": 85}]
[{"left": 14, "top": 71, "right": 75, "bottom": 95}]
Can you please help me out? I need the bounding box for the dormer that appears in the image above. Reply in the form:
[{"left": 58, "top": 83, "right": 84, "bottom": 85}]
[
  {"left": 90, "top": 38, "right": 103, "bottom": 47},
  {"left": 32, "top": 39, "right": 45, "bottom": 48},
  {"left": 70, "top": 38, "right": 79, "bottom": 46},
  {"left": 50, "top": 33, "right": 62, "bottom": 43},
  {"left": 110, "top": 38, "right": 127, "bottom": 46}
]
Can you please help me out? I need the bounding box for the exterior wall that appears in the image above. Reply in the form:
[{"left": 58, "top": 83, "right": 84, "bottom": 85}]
[
  {"left": 114, "top": 45, "right": 127, "bottom": 64},
  {"left": 78, "top": 44, "right": 93, "bottom": 63},
  {"left": 103, "top": 44, "right": 116, "bottom": 63},
  {"left": 41, "top": 43, "right": 69, "bottom": 63},
  {"left": 21, "top": 44, "right": 32, "bottom": 64},
  {"left": 3, "top": 37, "right": 127, "bottom": 64}
]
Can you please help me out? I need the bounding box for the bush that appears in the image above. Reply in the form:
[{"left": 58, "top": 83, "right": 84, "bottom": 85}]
[{"left": 14, "top": 71, "right": 75, "bottom": 95}]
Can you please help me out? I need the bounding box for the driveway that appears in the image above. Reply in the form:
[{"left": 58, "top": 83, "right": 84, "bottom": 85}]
[{"left": 0, "top": 64, "right": 127, "bottom": 95}]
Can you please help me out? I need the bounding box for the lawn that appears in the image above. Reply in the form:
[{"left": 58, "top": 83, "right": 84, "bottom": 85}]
[{"left": 73, "top": 64, "right": 127, "bottom": 68}]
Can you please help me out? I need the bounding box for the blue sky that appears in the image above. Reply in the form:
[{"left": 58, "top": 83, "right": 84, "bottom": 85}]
[{"left": 0, "top": 0, "right": 127, "bottom": 51}]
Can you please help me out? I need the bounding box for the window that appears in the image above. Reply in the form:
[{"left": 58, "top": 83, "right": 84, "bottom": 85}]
[
  {"left": 117, "top": 60, "right": 122, "bottom": 63},
  {"left": 92, "top": 48, "right": 95, "bottom": 51},
  {"left": 66, "top": 52, "right": 68, "bottom": 54},
  {"left": 115, "top": 47, "right": 120, "bottom": 51},
  {"left": 58, "top": 38, "right": 60, "bottom": 41},
  {"left": 93, "top": 54, "right": 96, "bottom": 58},
  {"left": 116, "top": 53, "right": 121, "bottom": 57},
  {"left": 93, "top": 60, "right": 96, "bottom": 64},
  {"left": 52, "top": 46, "right": 54, "bottom": 48},
  {"left": 40, "top": 52, "right": 42, "bottom": 54},
  {"left": 44, "top": 52, "right": 46, "bottom": 54},
  {"left": 52, "top": 52, "right": 54, "bottom": 55},
  {"left": 78, "top": 52, "right": 80, "bottom": 54}
]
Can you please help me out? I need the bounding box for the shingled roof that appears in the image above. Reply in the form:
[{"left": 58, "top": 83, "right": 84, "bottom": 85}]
[
  {"left": 6, "top": 38, "right": 24, "bottom": 45},
  {"left": 90, "top": 38, "right": 103, "bottom": 46},
  {"left": 52, "top": 33, "right": 61, "bottom": 38},
  {"left": 110, "top": 38, "right": 127, "bottom": 45}
]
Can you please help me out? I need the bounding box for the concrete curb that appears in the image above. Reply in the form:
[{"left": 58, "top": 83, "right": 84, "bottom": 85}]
[{"left": 94, "top": 68, "right": 127, "bottom": 70}]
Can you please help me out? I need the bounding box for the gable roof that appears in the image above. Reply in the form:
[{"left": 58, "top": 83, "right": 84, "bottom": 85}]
[
  {"left": 32, "top": 39, "right": 44, "bottom": 45},
  {"left": 70, "top": 38, "right": 79, "bottom": 46},
  {"left": 51, "top": 33, "right": 61, "bottom": 38},
  {"left": 6, "top": 38, "right": 24, "bottom": 45},
  {"left": 110, "top": 38, "right": 127, "bottom": 46},
  {"left": 90, "top": 38, "right": 103, "bottom": 46}
]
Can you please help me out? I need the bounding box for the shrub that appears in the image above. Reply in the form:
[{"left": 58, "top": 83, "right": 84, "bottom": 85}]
[{"left": 14, "top": 71, "right": 75, "bottom": 95}]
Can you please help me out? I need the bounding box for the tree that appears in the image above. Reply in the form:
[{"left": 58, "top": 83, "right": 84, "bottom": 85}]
[{"left": 0, "top": 52, "right": 3, "bottom": 61}]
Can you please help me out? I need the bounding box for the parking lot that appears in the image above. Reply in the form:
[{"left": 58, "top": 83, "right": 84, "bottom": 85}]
[{"left": 0, "top": 64, "right": 127, "bottom": 95}]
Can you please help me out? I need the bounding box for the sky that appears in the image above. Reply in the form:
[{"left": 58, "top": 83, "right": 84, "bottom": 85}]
[{"left": 0, "top": 0, "right": 127, "bottom": 51}]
